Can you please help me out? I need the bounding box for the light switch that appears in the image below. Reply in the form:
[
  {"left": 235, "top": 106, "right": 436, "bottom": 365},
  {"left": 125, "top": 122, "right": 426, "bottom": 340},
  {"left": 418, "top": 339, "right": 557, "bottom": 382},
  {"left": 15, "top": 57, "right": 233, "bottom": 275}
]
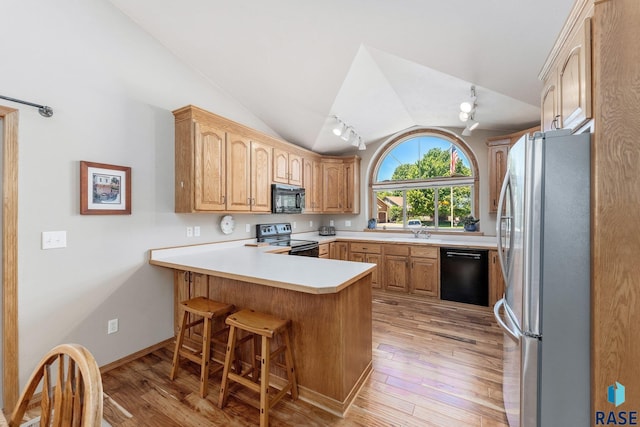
[{"left": 42, "top": 231, "right": 67, "bottom": 249}]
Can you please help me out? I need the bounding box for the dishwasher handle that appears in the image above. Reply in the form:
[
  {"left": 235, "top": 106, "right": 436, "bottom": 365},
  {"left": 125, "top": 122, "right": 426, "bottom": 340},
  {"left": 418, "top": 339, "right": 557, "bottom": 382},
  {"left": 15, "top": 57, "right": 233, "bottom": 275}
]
[{"left": 444, "top": 251, "right": 483, "bottom": 260}]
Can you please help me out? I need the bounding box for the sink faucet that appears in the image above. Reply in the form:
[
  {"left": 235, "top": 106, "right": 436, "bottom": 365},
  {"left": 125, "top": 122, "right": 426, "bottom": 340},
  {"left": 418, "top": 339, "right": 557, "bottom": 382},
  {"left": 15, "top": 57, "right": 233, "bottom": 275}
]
[{"left": 411, "top": 227, "right": 431, "bottom": 239}]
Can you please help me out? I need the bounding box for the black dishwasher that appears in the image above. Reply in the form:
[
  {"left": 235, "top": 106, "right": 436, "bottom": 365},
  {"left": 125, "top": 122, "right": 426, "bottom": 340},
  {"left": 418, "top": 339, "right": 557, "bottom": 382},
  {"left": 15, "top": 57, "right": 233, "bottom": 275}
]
[{"left": 440, "top": 248, "right": 488, "bottom": 306}]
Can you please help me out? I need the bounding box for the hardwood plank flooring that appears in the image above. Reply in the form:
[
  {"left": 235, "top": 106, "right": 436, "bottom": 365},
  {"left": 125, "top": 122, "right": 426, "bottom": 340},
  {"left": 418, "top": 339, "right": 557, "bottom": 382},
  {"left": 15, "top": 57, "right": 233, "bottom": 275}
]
[{"left": 101, "top": 291, "right": 508, "bottom": 426}]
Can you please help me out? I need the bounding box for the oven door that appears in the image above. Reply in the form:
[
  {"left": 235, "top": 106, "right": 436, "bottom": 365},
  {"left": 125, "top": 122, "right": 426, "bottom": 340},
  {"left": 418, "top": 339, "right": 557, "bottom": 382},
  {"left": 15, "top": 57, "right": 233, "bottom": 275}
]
[{"left": 289, "top": 245, "right": 319, "bottom": 257}]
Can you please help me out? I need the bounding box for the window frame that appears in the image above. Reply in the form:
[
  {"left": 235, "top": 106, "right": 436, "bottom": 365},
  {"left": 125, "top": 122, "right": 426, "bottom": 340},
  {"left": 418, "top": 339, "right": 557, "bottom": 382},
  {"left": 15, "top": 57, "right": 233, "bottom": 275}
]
[{"left": 368, "top": 128, "right": 480, "bottom": 230}]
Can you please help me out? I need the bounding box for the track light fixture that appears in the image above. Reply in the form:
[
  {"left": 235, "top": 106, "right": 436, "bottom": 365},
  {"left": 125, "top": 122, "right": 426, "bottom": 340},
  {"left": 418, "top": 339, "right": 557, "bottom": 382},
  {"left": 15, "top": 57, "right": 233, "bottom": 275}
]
[
  {"left": 331, "top": 115, "right": 365, "bottom": 150},
  {"left": 459, "top": 85, "right": 479, "bottom": 135}
]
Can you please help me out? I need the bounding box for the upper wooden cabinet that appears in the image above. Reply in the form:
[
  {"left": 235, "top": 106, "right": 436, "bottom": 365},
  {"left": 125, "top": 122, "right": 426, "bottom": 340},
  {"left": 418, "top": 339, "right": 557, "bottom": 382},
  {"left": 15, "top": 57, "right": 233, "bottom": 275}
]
[
  {"left": 174, "top": 105, "right": 360, "bottom": 214},
  {"left": 273, "top": 148, "right": 303, "bottom": 186},
  {"left": 539, "top": 6, "right": 593, "bottom": 132},
  {"left": 174, "top": 106, "right": 272, "bottom": 213},
  {"left": 486, "top": 127, "right": 538, "bottom": 214},
  {"left": 227, "top": 136, "right": 272, "bottom": 212},
  {"left": 321, "top": 156, "right": 360, "bottom": 214},
  {"left": 302, "top": 156, "right": 322, "bottom": 212},
  {"left": 174, "top": 109, "right": 228, "bottom": 212}
]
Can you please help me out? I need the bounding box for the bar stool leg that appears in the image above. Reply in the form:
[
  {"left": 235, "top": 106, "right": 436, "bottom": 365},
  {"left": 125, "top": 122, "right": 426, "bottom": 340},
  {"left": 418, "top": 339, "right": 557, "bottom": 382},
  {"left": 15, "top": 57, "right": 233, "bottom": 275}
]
[
  {"left": 170, "top": 310, "right": 189, "bottom": 380},
  {"left": 251, "top": 334, "right": 261, "bottom": 382},
  {"left": 283, "top": 328, "right": 298, "bottom": 400},
  {"left": 218, "top": 325, "right": 237, "bottom": 408},
  {"left": 259, "top": 335, "right": 270, "bottom": 427},
  {"left": 199, "top": 317, "right": 212, "bottom": 398}
]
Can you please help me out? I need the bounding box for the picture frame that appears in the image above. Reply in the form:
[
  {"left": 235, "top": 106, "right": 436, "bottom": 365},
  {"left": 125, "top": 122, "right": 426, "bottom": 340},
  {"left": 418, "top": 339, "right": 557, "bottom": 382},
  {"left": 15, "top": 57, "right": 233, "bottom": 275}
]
[{"left": 80, "top": 161, "right": 131, "bottom": 215}]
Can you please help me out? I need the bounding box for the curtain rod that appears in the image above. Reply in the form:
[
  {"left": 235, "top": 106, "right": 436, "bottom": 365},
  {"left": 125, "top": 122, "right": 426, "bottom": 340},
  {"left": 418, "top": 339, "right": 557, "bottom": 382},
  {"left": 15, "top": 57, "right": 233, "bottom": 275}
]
[{"left": 0, "top": 94, "right": 53, "bottom": 117}]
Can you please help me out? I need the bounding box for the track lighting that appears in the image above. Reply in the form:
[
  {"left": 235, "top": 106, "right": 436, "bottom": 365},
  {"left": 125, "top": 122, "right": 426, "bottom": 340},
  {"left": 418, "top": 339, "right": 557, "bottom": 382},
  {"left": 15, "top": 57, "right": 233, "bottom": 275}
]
[
  {"left": 462, "top": 114, "right": 479, "bottom": 136},
  {"left": 330, "top": 115, "right": 365, "bottom": 150},
  {"left": 459, "top": 85, "right": 479, "bottom": 135}
]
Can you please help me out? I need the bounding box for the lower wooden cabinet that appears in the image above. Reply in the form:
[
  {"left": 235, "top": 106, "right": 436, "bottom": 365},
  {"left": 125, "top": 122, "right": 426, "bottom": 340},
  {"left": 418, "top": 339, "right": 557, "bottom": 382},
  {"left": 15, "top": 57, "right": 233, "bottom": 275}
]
[
  {"left": 382, "top": 245, "right": 410, "bottom": 292},
  {"left": 349, "top": 242, "right": 381, "bottom": 289},
  {"left": 329, "top": 241, "right": 349, "bottom": 261},
  {"left": 318, "top": 243, "right": 329, "bottom": 259},
  {"left": 409, "top": 246, "right": 439, "bottom": 297},
  {"left": 489, "top": 250, "right": 506, "bottom": 306}
]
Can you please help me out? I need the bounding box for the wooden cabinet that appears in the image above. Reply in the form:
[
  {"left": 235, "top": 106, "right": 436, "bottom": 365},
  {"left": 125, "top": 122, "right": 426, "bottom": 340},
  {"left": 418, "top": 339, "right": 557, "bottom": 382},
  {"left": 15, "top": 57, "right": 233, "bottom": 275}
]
[
  {"left": 318, "top": 243, "right": 329, "bottom": 259},
  {"left": 330, "top": 241, "right": 349, "bottom": 261},
  {"left": 173, "top": 105, "right": 359, "bottom": 215},
  {"left": 409, "top": 246, "right": 439, "bottom": 297},
  {"left": 488, "top": 250, "right": 506, "bottom": 307},
  {"left": 486, "top": 127, "right": 538, "bottom": 214},
  {"left": 173, "top": 106, "right": 272, "bottom": 213},
  {"left": 321, "top": 156, "right": 360, "bottom": 213},
  {"left": 273, "top": 148, "right": 303, "bottom": 186},
  {"left": 321, "top": 160, "right": 344, "bottom": 212},
  {"left": 303, "top": 156, "right": 322, "bottom": 212},
  {"left": 382, "top": 245, "right": 410, "bottom": 292},
  {"left": 227, "top": 135, "right": 272, "bottom": 212},
  {"left": 343, "top": 157, "right": 360, "bottom": 214},
  {"left": 540, "top": 14, "right": 592, "bottom": 132},
  {"left": 174, "top": 112, "right": 228, "bottom": 212},
  {"left": 486, "top": 139, "right": 510, "bottom": 214},
  {"left": 349, "top": 242, "right": 381, "bottom": 289}
]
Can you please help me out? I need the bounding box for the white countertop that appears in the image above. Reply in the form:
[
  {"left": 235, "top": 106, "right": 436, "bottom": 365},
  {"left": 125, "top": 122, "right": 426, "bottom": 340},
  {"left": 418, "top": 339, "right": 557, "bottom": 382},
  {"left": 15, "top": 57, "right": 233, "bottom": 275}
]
[
  {"left": 150, "top": 241, "right": 376, "bottom": 295},
  {"left": 301, "top": 231, "right": 498, "bottom": 249},
  {"left": 149, "top": 231, "right": 497, "bottom": 295}
]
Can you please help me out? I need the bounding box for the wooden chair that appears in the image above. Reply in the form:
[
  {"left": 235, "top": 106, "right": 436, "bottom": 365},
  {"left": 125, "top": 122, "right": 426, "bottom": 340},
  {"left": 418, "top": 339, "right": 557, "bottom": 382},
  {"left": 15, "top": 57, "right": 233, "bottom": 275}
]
[
  {"left": 8, "top": 343, "right": 103, "bottom": 427},
  {"left": 218, "top": 308, "right": 298, "bottom": 427}
]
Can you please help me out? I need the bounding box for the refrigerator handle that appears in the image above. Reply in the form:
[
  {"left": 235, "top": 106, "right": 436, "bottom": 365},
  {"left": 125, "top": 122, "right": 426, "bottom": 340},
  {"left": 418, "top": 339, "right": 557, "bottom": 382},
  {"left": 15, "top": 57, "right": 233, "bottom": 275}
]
[
  {"left": 496, "top": 172, "right": 511, "bottom": 284},
  {"left": 493, "top": 298, "right": 519, "bottom": 342}
]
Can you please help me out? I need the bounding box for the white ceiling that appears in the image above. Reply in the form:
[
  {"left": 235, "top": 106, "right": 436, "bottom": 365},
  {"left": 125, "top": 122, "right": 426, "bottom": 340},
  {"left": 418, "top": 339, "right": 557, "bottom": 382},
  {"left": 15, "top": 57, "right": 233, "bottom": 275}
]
[{"left": 109, "top": 0, "right": 575, "bottom": 154}]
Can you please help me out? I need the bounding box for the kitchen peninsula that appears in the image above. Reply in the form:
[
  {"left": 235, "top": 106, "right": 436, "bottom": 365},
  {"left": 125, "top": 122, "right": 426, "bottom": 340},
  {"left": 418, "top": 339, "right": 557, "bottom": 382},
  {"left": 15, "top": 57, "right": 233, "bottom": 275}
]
[{"left": 149, "top": 242, "right": 375, "bottom": 416}]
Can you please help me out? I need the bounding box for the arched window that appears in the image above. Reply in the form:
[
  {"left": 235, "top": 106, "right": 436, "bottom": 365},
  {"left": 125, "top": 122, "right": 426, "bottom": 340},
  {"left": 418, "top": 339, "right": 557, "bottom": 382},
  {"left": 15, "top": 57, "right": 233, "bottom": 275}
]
[{"left": 370, "top": 129, "right": 479, "bottom": 230}]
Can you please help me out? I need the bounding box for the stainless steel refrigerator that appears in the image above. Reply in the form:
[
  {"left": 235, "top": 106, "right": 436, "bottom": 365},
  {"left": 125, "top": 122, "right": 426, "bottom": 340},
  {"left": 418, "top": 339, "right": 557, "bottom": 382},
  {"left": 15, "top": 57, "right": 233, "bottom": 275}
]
[{"left": 493, "top": 129, "right": 590, "bottom": 427}]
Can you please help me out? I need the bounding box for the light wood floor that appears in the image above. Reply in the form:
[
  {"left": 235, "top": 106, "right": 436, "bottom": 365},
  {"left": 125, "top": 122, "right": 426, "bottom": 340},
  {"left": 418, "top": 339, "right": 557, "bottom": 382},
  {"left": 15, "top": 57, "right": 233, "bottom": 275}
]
[{"left": 101, "top": 291, "right": 508, "bottom": 426}]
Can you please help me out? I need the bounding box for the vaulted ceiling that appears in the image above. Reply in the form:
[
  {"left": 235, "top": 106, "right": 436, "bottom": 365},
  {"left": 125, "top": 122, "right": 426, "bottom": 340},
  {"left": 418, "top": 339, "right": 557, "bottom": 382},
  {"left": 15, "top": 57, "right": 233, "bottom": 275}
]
[{"left": 109, "top": 0, "right": 575, "bottom": 153}]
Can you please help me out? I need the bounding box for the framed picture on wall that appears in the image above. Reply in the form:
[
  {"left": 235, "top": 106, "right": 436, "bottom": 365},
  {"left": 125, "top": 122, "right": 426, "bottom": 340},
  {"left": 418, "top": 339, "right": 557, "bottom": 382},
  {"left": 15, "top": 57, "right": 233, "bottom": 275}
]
[{"left": 80, "top": 161, "right": 131, "bottom": 215}]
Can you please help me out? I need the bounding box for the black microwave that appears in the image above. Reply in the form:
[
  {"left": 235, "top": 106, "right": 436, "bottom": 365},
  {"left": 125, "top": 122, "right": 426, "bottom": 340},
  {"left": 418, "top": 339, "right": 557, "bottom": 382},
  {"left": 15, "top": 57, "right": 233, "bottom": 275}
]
[{"left": 271, "top": 184, "right": 305, "bottom": 214}]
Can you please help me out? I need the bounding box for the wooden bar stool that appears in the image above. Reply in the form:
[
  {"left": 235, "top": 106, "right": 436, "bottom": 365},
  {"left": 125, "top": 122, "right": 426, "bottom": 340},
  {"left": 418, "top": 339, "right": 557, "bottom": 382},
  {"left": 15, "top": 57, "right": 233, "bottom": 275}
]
[
  {"left": 170, "top": 296, "right": 234, "bottom": 398},
  {"left": 218, "top": 308, "right": 298, "bottom": 427}
]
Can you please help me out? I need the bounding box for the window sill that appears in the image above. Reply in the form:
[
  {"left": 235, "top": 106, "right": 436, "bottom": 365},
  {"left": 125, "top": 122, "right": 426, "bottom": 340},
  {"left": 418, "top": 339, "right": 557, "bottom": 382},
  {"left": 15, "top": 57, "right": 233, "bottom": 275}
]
[{"left": 363, "top": 228, "right": 485, "bottom": 237}]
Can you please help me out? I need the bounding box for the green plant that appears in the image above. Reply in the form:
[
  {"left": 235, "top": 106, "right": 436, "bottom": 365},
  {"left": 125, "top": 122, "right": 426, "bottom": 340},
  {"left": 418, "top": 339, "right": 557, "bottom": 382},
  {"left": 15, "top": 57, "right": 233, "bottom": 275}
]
[{"left": 459, "top": 215, "right": 479, "bottom": 226}]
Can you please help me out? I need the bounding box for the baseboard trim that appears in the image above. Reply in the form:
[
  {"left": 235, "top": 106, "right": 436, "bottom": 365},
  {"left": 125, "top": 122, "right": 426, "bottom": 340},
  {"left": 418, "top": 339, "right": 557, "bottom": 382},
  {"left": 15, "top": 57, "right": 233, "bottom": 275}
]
[{"left": 99, "top": 338, "right": 173, "bottom": 374}]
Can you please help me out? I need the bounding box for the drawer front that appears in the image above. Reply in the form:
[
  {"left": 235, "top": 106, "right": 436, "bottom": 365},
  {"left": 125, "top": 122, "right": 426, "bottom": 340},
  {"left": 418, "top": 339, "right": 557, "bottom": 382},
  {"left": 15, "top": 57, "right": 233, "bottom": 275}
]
[
  {"left": 318, "top": 243, "right": 329, "bottom": 256},
  {"left": 410, "top": 246, "right": 438, "bottom": 258},
  {"left": 350, "top": 242, "right": 381, "bottom": 254},
  {"left": 383, "top": 244, "right": 410, "bottom": 256}
]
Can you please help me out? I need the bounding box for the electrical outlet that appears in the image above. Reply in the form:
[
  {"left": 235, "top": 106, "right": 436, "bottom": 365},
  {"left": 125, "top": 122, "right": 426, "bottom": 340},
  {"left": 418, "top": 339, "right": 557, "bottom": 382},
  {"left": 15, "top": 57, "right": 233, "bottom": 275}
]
[
  {"left": 186, "top": 227, "right": 193, "bottom": 237},
  {"left": 329, "top": 220, "right": 334, "bottom": 226},
  {"left": 245, "top": 223, "right": 251, "bottom": 233},
  {"left": 194, "top": 226, "right": 201, "bottom": 237},
  {"left": 107, "top": 318, "right": 118, "bottom": 334},
  {"left": 345, "top": 220, "right": 352, "bottom": 227},
  {"left": 309, "top": 220, "right": 313, "bottom": 227},
  {"left": 293, "top": 221, "right": 297, "bottom": 229}
]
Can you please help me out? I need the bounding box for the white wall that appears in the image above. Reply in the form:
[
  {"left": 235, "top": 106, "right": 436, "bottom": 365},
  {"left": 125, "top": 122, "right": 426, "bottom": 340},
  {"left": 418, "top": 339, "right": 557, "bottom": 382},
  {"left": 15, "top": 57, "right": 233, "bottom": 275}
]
[{"left": 1, "top": 0, "right": 322, "bottom": 391}]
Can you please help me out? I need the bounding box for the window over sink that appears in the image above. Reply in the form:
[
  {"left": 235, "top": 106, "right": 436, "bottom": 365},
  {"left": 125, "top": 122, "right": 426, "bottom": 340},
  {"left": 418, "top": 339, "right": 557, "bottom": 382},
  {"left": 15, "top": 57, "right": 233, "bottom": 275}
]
[{"left": 370, "top": 128, "right": 479, "bottom": 230}]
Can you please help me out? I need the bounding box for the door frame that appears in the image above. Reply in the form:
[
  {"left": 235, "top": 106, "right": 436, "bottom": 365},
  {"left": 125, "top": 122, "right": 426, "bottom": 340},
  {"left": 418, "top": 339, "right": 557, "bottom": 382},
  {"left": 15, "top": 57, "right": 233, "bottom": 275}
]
[{"left": 0, "top": 106, "right": 19, "bottom": 411}]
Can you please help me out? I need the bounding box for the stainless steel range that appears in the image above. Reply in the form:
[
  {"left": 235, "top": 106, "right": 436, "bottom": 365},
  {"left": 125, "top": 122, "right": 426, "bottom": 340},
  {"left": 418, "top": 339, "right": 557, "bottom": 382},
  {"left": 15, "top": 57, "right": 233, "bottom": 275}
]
[{"left": 256, "top": 223, "right": 319, "bottom": 257}]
